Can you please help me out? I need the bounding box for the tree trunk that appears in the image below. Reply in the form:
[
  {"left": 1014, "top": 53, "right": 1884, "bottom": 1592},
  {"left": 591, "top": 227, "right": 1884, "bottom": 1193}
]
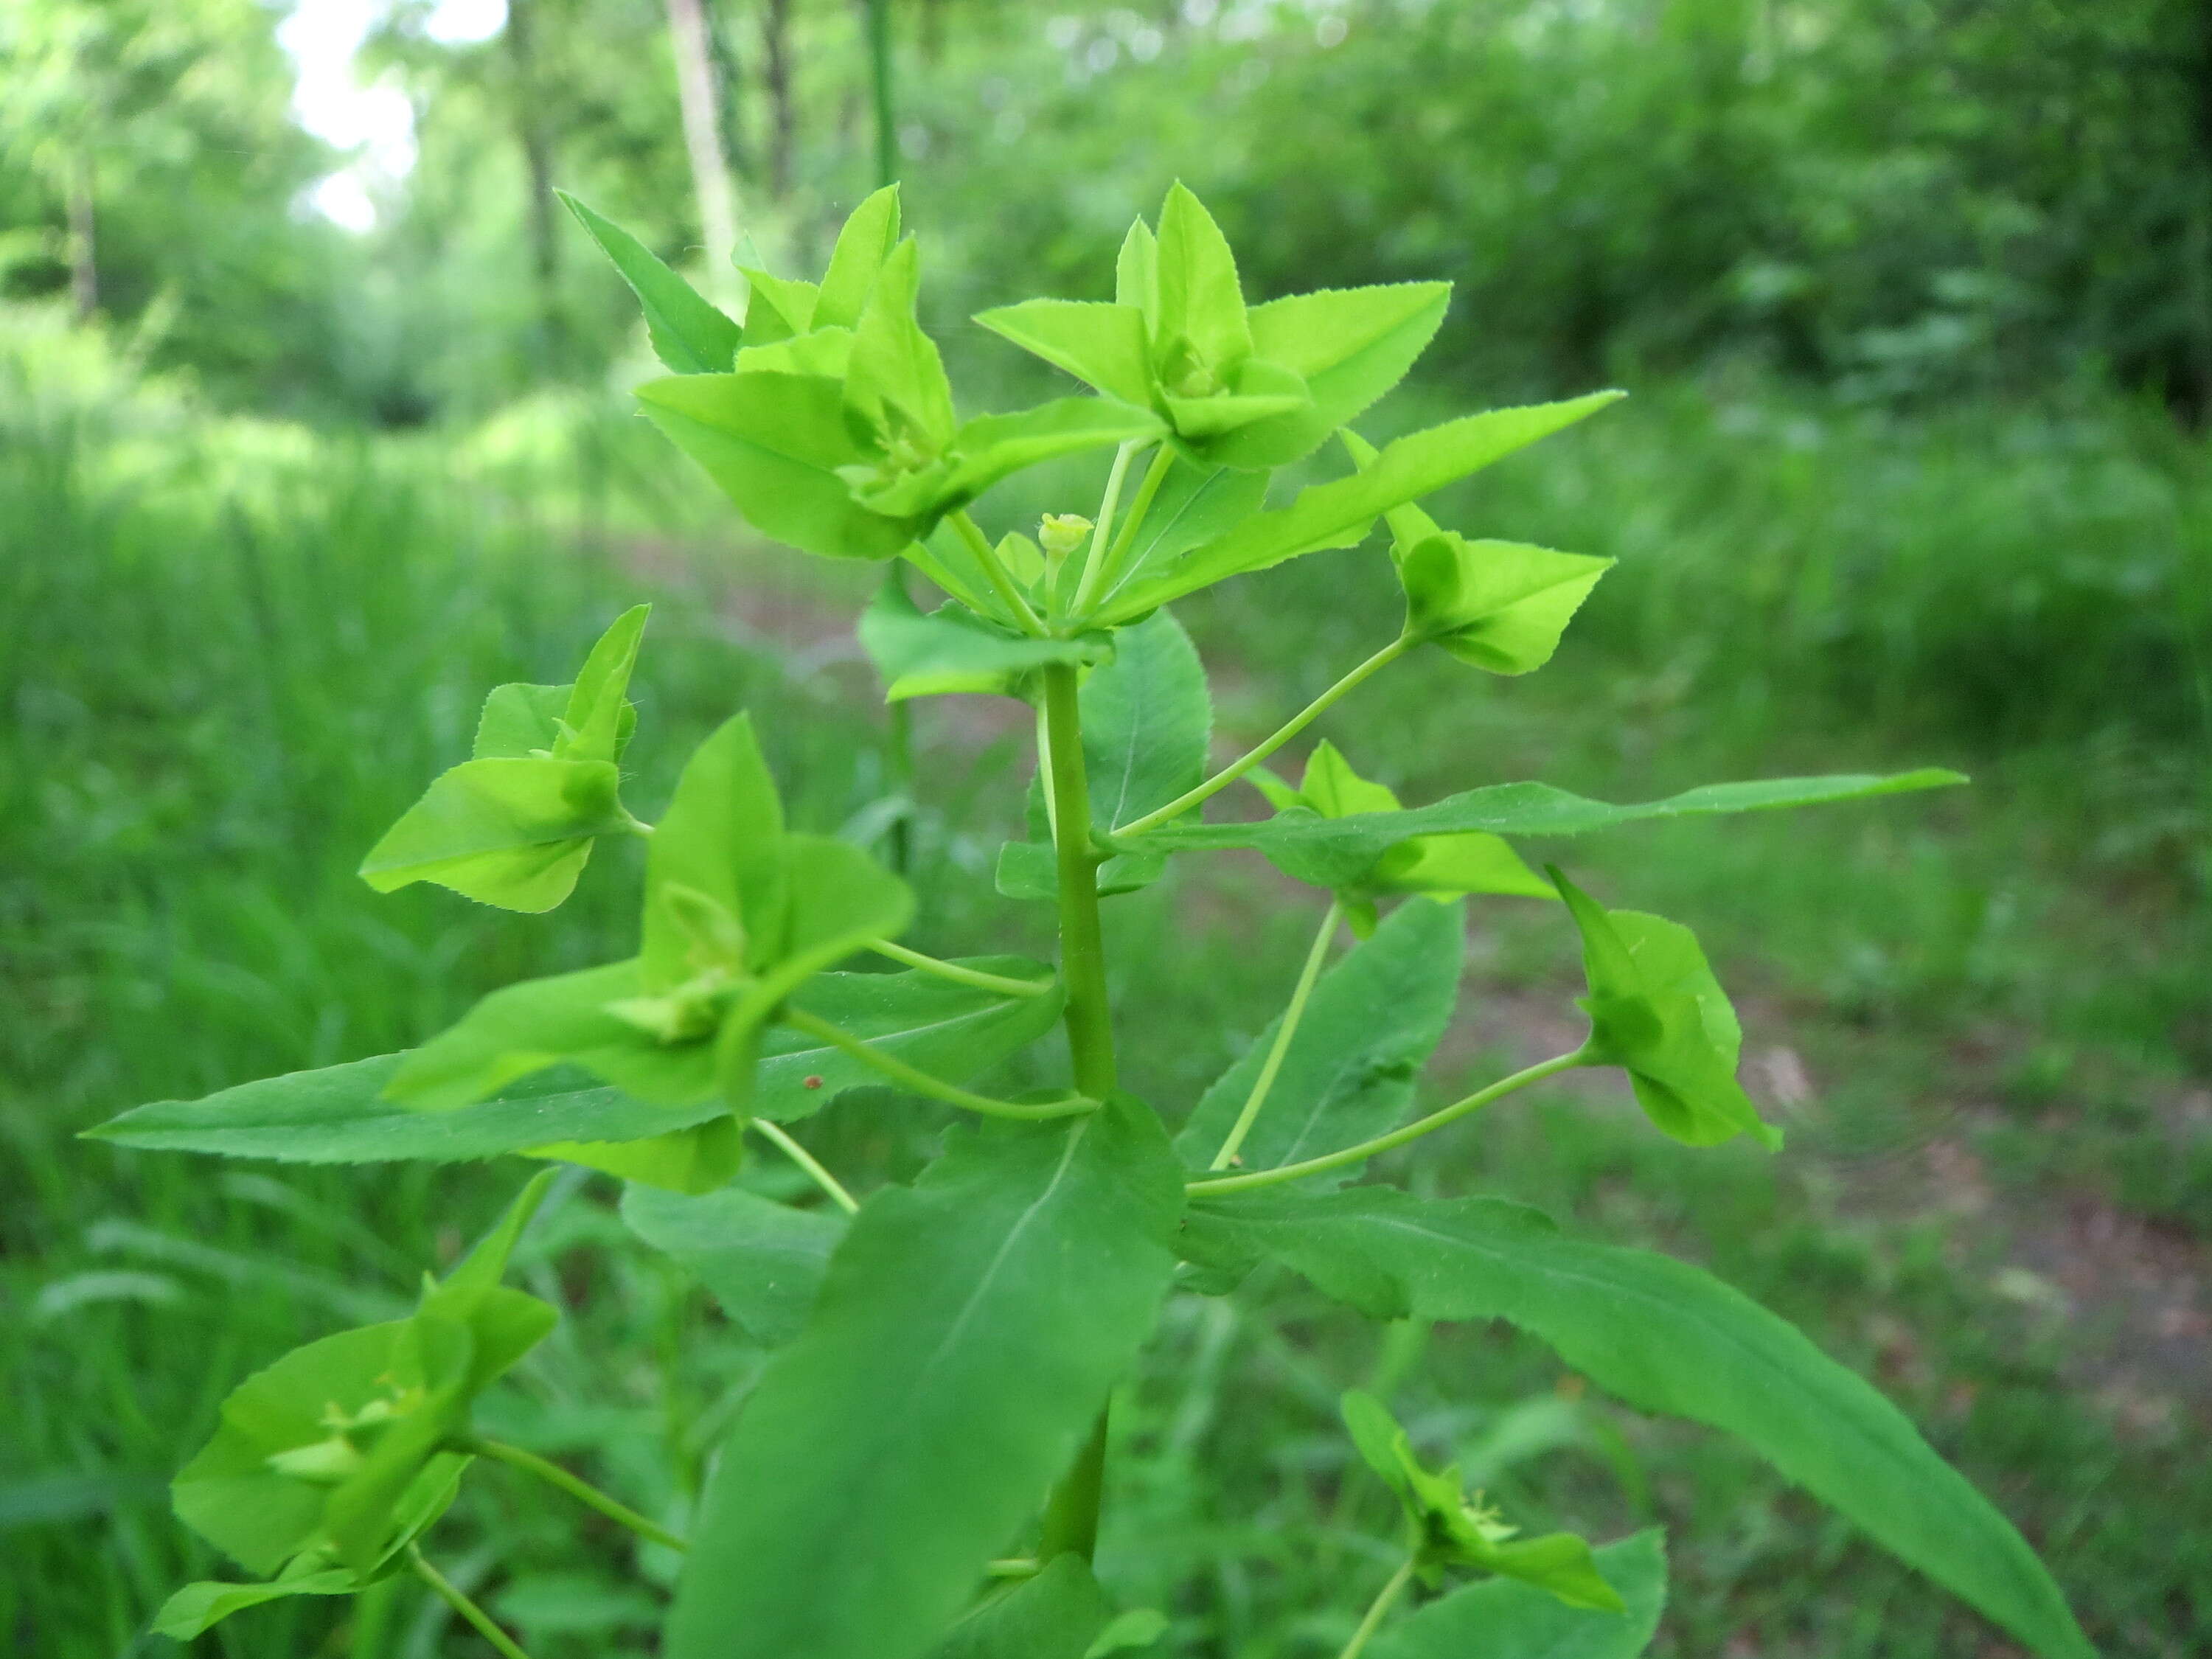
[
  {"left": 665, "top": 0, "right": 740, "bottom": 281},
  {"left": 761, "top": 0, "right": 796, "bottom": 201},
  {"left": 504, "top": 0, "right": 564, "bottom": 362},
  {"left": 66, "top": 151, "right": 97, "bottom": 321}
]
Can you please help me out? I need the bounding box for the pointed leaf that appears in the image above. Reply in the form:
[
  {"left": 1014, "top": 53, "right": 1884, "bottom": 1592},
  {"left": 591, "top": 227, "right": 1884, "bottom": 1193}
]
[
  {"left": 641, "top": 714, "right": 789, "bottom": 991},
  {"left": 1152, "top": 183, "right": 1250, "bottom": 378},
  {"left": 925, "top": 1554, "right": 1111, "bottom": 1659},
  {"left": 1102, "top": 459, "right": 1270, "bottom": 606},
  {"left": 153, "top": 1563, "right": 366, "bottom": 1639},
  {"left": 357, "top": 758, "right": 625, "bottom": 912},
  {"left": 1115, "top": 218, "right": 1158, "bottom": 320},
  {"left": 973, "top": 300, "right": 1153, "bottom": 407},
  {"left": 1368, "top": 1531, "right": 1668, "bottom": 1659},
  {"left": 560, "top": 192, "right": 741, "bottom": 375},
  {"left": 665, "top": 1099, "right": 1182, "bottom": 1659},
  {"left": 637, "top": 372, "right": 916, "bottom": 560},
  {"left": 1119, "top": 770, "right": 1969, "bottom": 890},
  {"left": 858, "top": 580, "right": 1109, "bottom": 703},
  {"left": 993, "top": 841, "right": 1169, "bottom": 903},
  {"left": 1180, "top": 1188, "right": 2094, "bottom": 1659},
  {"left": 940, "top": 398, "right": 1167, "bottom": 507},
  {"left": 1104, "top": 393, "right": 1624, "bottom": 619},
  {"left": 560, "top": 605, "right": 650, "bottom": 760},
  {"left": 737, "top": 268, "right": 820, "bottom": 345},
  {"left": 1174, "top": 897, "right": 1462, "bottom": 1182},
  {"left": 1399, "top": 535, "right": 1612, "bottom": 675},
  {"left": 621, "top": 1183, "right": 846, "bottom": 1346},
  {"left": 473, "top": 684, "right": 570, "bottom": 760},
  {"left": 815, "top": 185, "right": 902, "bottom": 329},
  {"left": 847, "top": 238, "right": 957, "bottom": 448},
  {"left": 528, "top": 1116, "right": 745, "bottom": 1194}
]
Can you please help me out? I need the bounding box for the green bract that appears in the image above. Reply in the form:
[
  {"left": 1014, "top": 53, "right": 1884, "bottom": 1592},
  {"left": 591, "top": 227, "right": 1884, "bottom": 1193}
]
[
  {"left": 168, "top": 1174, "right": 554, "bottom": 1587},
  {"left": 1341, "top": 1390, "right": 1622, "bottom": 1611},
  {"left": 358, "top": 606, "right": 648, "bottom": 911},
  {"left": 94, "top": 179, "right": 2090, "bottom": 1659}
]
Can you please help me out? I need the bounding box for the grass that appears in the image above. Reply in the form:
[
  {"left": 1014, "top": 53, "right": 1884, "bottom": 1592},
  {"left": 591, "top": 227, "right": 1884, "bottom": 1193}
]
[{"left": 4, "top": 316, "right": 2207, "bottom": 1656}]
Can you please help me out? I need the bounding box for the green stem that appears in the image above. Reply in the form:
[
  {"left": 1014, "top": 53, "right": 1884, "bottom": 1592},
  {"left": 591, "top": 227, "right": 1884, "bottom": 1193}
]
[
  {"left": 748, "top": 1117, "right": 859, "bottom": 1214},
  {"left": 1069, "top": 439, "right": 1141, "bottom": 616},
  {"left": 1090, "top": 440, "right": 1175, "bottom": 608},
  {"left": 866, "top": 937, "right": 1054, "bottom": 998},
  {"left": 985, "top": 1557, "right": 1043, "bottom": 1580},
  {"left": 782, "top": 1006, "right": 1095, "bottom": 1119},
  {"left": 616, "top": 807, "right": 657, "bottom": 838},
  {"left": 952, "top": 509, "right": 1048, "bottom": 636},
  {"left": 1116, "top": 636, "right": 1413, "bottom": 838},
  {"left": 1037, "top": 1405, "right": 1110, "bottom": 1562},
  {"left": 1338, "top": 1557, "right": 1416, "bottom": 1659},
  {"left": 1040, "top": 663, "right": 1117, "bottom": 1098},
  {"left": 407, "top": 1545, "right": 538, "bottom": 1659},
  {"left": 1209, "top": 897, "right": 1341, "bottom": 1170},
  {"left": 1187, "top": 1051, "right": 1587, "bottom": 1197},
  {"left": 459, "top": 1438, "right": 689, "bottom": 1554}
]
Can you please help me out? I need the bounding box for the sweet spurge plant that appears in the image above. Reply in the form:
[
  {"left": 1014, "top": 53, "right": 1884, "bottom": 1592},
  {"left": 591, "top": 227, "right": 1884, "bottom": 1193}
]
[{"left": 91, "top": 184, "right": 2096, "bottom": 1659}]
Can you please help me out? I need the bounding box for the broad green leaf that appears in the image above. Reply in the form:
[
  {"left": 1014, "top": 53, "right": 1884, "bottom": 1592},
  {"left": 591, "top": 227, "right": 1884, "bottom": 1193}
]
[
  {"left": 637, "top": 372, "right": 916, "bottom": 561},
  {"left": 620, "top": 1183, "right": 846, "bottom": 1345},
  {"left": 1078, "top": 610, "right": 1211, "bottom": 833},
  {"left": 1208, "top": 282, "right": 1452, "bottom": 470},
  {"left": 1368, "top": 1531, "right": 1668, "bottom": 1659},
  {"left": 939, "top": 397, "right": 1167, "bottom": 506},
  {"left": 473, "top": 683, "right": 569, "bottom": 759},
  {"left": 1341, "top": 1391, "right": 1621, "bottom": 1610},
  {"left": 1161, "top": 361, "right": 1310, "bottom": 448},
  {"left": 1399, "top": 535, "right": 1613, "bottom": 675},
  {"left": 925, "top": 1554, "right": 1110, "bottom": 1659},
  {"left": 1100, "top": 458, "right": 1270, "bottom": 606},
  {"left": 1152, "top": 183, "right": 1251, "bottom": 384},
  {"left": 994, "top": 841, "right": 1169, "bottom": 903},
  {"left": 560, "top": 192, "right": 740, "bottom": 375},
  {"left": 1173, "top": 897, "right": 1462, "bottom": 1181},
  {"left": 973, "top": 299, "right": 1153, "bottom": 407},
  {"left": 85, "top": 964, "right": 1064, "bottom": 1161},
  {"left": 858, "top": 578, "right": 1109, "bottom": 703},
  {"left": 665, "top": 1098, "right": 1182, "bottom": 1659},
  {"left": 526, "top": 1115, "right": 745, "bottom": 1194},
  {"left": 1118, "top": 769, "right": 1969, "bottom": 891},
  {"left": 726, "top": 835, "right": 914, "bottom": 1043},
  {"left": 1102, "top": 393, "right": 1624, "bottom": 619},
  {"left": 1180, "top": 1188, "right": 2094, "bottom": 1659},
  {"left": 846, "top": 238, "right": 957, "bottom": 451},
  {"left": 814, "top": 184, "right": 902, "bottom": 329},
  {"left": 356, "top": 757, "right": 625, "bottom": 912},
  {"left": 734, "top": 323, "right": 853, "bottom": 379},
  {"left": 1549, "top": 870, "right": 1777, "bottom": 1150}
]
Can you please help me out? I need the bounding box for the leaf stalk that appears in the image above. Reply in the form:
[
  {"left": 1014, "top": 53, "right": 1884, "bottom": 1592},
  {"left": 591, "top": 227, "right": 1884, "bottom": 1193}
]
[
  {"left": 407, "top": 1545, "right": 539, "bottom": 1659},
  {"left": 1209, "top": 897, "right": 1343, "bottom": 1170},
  {"left": 865, "top": 937, "right": 1055, "bottom": 998},
  {"left": 781, "top": 1006, "right": 1096, "bottom": 1120},
  {"left": 457, "top": 1437, "right": 689, "bottom": 1554}
]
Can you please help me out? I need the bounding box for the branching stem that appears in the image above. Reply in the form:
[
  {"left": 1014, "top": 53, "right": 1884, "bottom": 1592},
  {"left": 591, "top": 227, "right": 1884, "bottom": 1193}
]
[
  {"left": 407, "top": 1545, "right": 538, "bottom": 1659},
  {"left": 1186, "top": 1051, "right": 1587, "bottom": 1196},
  {"left": 457, "top": 1438, "right": 689, "bottom": 1554},
  {"left": 865, "top": 938, "right": 1054, "bottom": 998},
  {"left": 1070, "top": 439, "right": 1141, "bottom": 616},
  {"left": 1209, "top": 897, "right": 1342, "bottom": 1170},
  {"left": 748, "top": 1118, "right": 859, "bottom": 1214},
  {"left": 952, "top": 509, "right": 1048, "bottom": 636},
  {"left": 1116, "top": 636, "right": 1413, "bottom": 838},
  {"left": 782, "top": 1007, "right": 1095, "bottom": 1120}
]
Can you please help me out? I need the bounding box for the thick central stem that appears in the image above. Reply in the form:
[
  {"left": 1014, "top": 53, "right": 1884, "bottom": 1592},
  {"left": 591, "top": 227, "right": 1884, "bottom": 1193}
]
[{"left": 1041, "top": 663, "right": 1117, "bottom": 1099}]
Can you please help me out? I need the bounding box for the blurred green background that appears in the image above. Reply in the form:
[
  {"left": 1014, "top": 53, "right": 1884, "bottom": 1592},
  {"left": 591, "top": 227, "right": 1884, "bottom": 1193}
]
[{"left": 3, "top": 1, "right": 2208, "bottom": 1655}]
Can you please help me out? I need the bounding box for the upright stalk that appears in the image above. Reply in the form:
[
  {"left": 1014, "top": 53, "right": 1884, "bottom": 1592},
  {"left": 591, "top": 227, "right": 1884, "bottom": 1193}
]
[
  {"left": 1037, "top": 659, "right": 1120, "bottom": 1558},
  {"left": 1210, "top": 898, "right": 1341, "bottom": 1170},
  {"left": 1338, "top": 1557, "right": 1416, "bottom": 1659},
  {"left": 408, "top": 1545, "right": 538, "bottom": 1659}
]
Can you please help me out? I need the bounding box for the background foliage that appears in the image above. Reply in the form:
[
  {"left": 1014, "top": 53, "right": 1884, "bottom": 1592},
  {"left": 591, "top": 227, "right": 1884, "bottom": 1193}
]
[{"left": 3, "top": 1, "right": 2208, "bottom": 1655}]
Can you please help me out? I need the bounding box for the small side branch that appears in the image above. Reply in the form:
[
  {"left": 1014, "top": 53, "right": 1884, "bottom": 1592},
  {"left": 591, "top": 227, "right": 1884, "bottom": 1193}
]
[
  {"left": 866, "top": 938, "right": 1054, "bottom": 998},
  {"left": 1209, "top": 898, "right": 1343, "bottom": 1170},
  {"left": 408, "top": 1545, "right": 538, "bottom": 1659},
  {"left": 782, "top": 1007, "right": 1095, "bottom": 1120},
  {"left": 749, "top": 1118, "right": 860, "bottom": 1214},
  {"left": 457, "top": 1438, "right": 689, "bottom": 1554}
]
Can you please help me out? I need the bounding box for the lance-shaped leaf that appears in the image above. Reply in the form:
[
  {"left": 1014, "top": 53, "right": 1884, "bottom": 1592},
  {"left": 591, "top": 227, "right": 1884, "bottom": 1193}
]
[
  {"left": 358, "top": 607, "right": 649, "bottom": 911},
  {"left": 858, "top": 574, "right": 1111, "bottom": 703},
  {"left": 936, "top": 397, "right": 1167, "bottom": 508},
  {"left": 1399, "top": 533, "right": 1613, "bottom": 675},
  {"left": 665, "top": 1099, "right": 1183, "bottom": 1659},
  {"left": 560, "top": 193, "right": 740, "bottom": 375},
  {"left": 736, "top": 266, "right": 819, "bottom": 345},
  {"left": 924, "top": 1554, "right": 1113, "bottom": 1659},
  {"left": 1099, "top": 456, "right": 1271, "bottom": 606},
  {"left": 1253, "top": 742, "right": 1551, "bottom": 933},
  {"left": 814, "top": 184, "right": 902, "bottom": 330},
  {"left": 85, "top": 962, "right": 1064, "bottom": 1163},
  {"left": 638, "top": 371, "right": 919, "bottom": 560},
  {"left": 1179, "top": 1188, "right": 2096, "bottom": 1659},
  {"left": 1208, "top": 281, "right": 1451, "bottom": 470},
  {"left": 1102, "top": 393, "right": 1624, "bottom": 619},
  {"left": 1368, "top": 1531, "right": 1668, "bottom": 1659},
  {"left": 172, "top": 1175, "right": 555, "bottom": 1577},
  {"left": 1548, "top": 869, "right": 1778, "bottom": 1150},
  {"left": 153, "top": 1457, "right": 470, "bottom": 1638},
  {"left": 972, "top": 299, "right": 1153, "bottom": 407},
  {"left": 525, "top": 1115, "right": 746, "bottom": 1195},
  {"left": 621, "top": 1183, "right": 847, "bottom": 1346},
  {"left": 844, "top": 237, "right": 958, "bottom": 462},
  {"left": 1341, "top": 1391, "right": 1621, "bottom": 1610},
  {"left": 1115, "top": 769, "right": 1968, "bottom": 891},
  {"left": 1174, "top": 895, "right": 1462, "bottom": 1182}
]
